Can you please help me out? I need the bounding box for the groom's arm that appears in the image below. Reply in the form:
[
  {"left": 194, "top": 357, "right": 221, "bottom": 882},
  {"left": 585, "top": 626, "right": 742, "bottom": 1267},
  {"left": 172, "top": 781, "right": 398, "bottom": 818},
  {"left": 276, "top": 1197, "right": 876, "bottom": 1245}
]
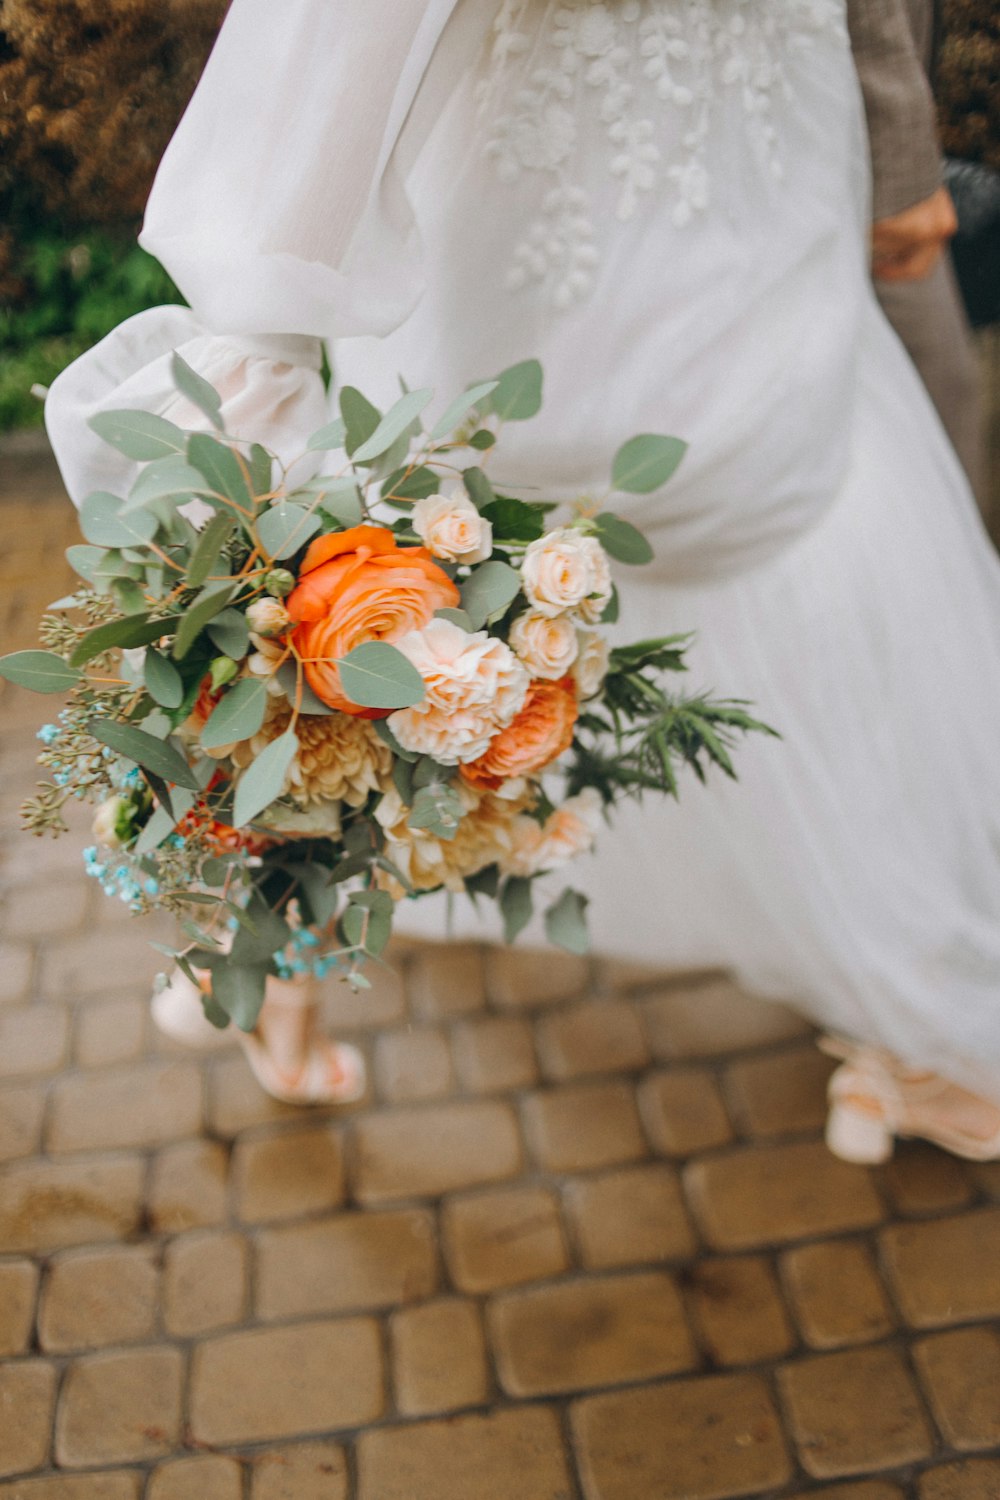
[{"left": 847, "top": 0, "right": 956, "bottom": 283}]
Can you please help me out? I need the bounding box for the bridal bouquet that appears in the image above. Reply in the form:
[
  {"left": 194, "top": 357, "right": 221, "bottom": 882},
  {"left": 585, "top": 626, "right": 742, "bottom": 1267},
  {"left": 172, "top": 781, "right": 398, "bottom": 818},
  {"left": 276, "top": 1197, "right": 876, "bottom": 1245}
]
[{"left": 1, "top": 356, "right": 769, "bottom": 1030}]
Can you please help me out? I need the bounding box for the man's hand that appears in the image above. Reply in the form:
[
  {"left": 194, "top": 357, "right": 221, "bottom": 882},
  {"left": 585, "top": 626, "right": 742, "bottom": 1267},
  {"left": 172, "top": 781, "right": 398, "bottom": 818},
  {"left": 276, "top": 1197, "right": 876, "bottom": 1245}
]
[{"left": 871, "top": 185, "right": 958, "bottom": 283}]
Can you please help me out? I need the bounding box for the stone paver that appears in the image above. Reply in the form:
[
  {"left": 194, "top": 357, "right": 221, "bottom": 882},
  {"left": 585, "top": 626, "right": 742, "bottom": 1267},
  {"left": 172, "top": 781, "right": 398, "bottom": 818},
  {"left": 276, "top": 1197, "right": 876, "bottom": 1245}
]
[
  {"left": 781, "top": 1240, "right": 895, "bottom": 1349},
  {"left": 777, "top": 1347, "right": 933, "bottom": 1478},
  {"left": 0, "top": 1361, "right": 56, "bottom": 1479},
  {"left": 233, "top": 1122, "right": 345, "bottom": 1222},
  {"left": 881, "top": 1208, "right": 1000, "bottom": 1326},
  {"left": 250, "top": 1443, "right": 349, "bottom": 1500},
  {"left": 353, "top": 1100, "right": 521, "bottom": 1203},
  {"left": 357, "top": 1408, "right": 573, "bottom": 1500},
  {"left": 162, "top": 1230, "right": 248, "bottom": 1337},
  {"left": 685, "top": 1141, "right": 884, "bottom": 1249},
  {"left": 0, "top": 1259, "right": 38, "bottom": 1357},
  {"left": 689, "top": 1255, "right": 796, "bottom": 1366},
  {"left": 0, "top": 1478, "right": 142, "bottom": 1500},
  {"left": 441, "top": 1185, "right": 569, "bottom": 1292},
  {"left": 148, "top": 1140, "right": 230, "bottom": 1232},
  {"left": 912, "top": 1326, "right": 1000, "bottom": 1451},
  {"left": 146, "top": 1457, "right": 243, "bottom": 1500},
  {"left": 572, "top": 1372, "right": 792, "bottom": 1499},
  {"left": 490, "top": 1272, "right": 696, "bottom": 1397},
  {"left": 38, "top": 1245, "right": 158, "bottom": 1352},
  {"left": 522, "top": 1080, "right": 647, "bottom": 1172},
  {"left": 4, "top": 467, "right": 1000, "bottom": 1500},
  {"left": 390, "top": 1298, "right": 490, "bottom": 1415},
  {"left": 190, "top": 1320, "right": 384, "bottom": 1444},
  {"left": 255, "top": 1210, "right": 437, "bottom": 1320},
  {"left": 563, "top": 1163, "right": 696, "bottom": 1267},
  {"left": 55, "top": 1348, "right": 183, "bottom": 1466},
  {"left": 638, "top": 1066, "right": 734, "bottom": 1155},
  {"left": 917, "top": 1459, "right": 1000, "bottom": 1500}
]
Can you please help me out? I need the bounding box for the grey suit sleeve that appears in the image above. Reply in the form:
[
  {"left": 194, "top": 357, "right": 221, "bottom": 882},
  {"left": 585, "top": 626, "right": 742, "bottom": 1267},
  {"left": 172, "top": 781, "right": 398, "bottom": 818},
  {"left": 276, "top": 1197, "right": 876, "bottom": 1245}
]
[{"left": 846, "top": 0, "right": 943, "bottom": 220}]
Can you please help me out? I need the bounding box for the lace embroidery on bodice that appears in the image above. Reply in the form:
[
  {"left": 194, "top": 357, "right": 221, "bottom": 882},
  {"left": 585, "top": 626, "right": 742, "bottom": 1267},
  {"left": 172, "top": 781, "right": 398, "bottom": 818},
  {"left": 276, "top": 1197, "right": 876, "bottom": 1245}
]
[{"left": 476, "top": 0, "right": 845, "bottom": 309}]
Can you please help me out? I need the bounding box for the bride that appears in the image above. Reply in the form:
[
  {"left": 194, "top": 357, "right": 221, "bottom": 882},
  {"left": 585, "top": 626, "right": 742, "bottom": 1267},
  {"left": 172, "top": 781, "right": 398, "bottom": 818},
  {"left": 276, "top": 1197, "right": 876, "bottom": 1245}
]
[{"left": 46, "top": 0, "right": 1000, "bottom": 1160}]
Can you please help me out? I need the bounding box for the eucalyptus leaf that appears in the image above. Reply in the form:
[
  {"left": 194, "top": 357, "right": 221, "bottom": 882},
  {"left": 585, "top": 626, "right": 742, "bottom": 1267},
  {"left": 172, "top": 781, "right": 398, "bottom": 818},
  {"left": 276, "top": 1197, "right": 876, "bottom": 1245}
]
[
  {"left": 340, "top": 387, "right": 381, "bottom": 456},
  {"left": 592, "top": 512, "right": 654, "bottom": 565},
  {"left": 133, "top": 791, "right": 197, "bottom": 856},
  {"left": 143, "top": 650, "right": 184, "bottom": 709},
  {"left": 206, "top": 609, "right": 250, "bottom": 659},
  {"left": 336, "top": 642, "right": 425, "bottom": 711},
  {"left": 211, "top": 962, "right": 268, "bottom": 1032},
  {"left": 88, "top": 410, "right": 186, "bottom": 461},
  {"left": 111, "top": 579, "right": 149, "bottom": 616},
  {"left": 611, "top": 434, "right": 688, "bottom": 494},
  {"left": 201, "top": 677, "right": 269, "bottom": 750},
  {"left": 544, "top": 887, "right": 590, "bottom": 955},
  {"left": 275, "top": 662, "right": 337, "bottom": 716},
  {"left": 88, "top": 720, "right": 201, "bottom": 789},
  {"left": 70, "top": 614, "right": 169, "bottom": 668},
  {"left": 500, "top": 876, "right": 533, "bottom": 943},
  {"left": 601, "top": 585, "right": 620, "bottom": 625},
  {"left": 80, "top": 492, "right": 159, "bottom": 549},
  {"left": 352, "top": 388, "right": 433, "bottom": 464},
  {"left": 459, "top": 560, "right": 521, "bottom": 630},
  {"left": 248, "top": 444, "right": 273, "bottom": 498},
  {"left": 462, "top": 467, "right": 495, "bottom": 510},
  {"left": 489, "top": 359, "right": 543, "bottom": 422},
  {"left": 293, "top": 478, "right": 364, "bottom": 528},
  {"left": 380, "top": 465, "right": 440, "bottom": 503},
  {"left": 172, "top": 583, "right": 237, "bottom": 660},
  {"left": 306, "top": 416, "right": 347, "bottom": 452},
  {"left": 187, "top": 433, "right": 254, "bottom": 511},
  {"left": 407, "top": 783, "right": 464, "bottom": 842},
  {"left": 122, "top": 456, "right": 210, "bottom": 513},
  {"left": 430, "top": 380, "right": 499, "bottom": 440},
  {"left": 66, "top": 545, "right": 106, "bottom": 583},
  {"left": 232, "top": 730, "right": 297, "bottom": 827},
  {"left": 257, "top": 502, "right": 322, "bottom": 560},
  {"left": 467, "top": 430, "right": 497, "bottom": 451},
  {"left": 0, "top": 650, "right": 81, "bottom": 694},
  {"left": 187, "top": 514, "right": 235, "bottom": 589},
  {"left": 434, "top": 608, "right": 473, "bottom": 631},
  {"left": 171, "top": 350, "right": 224, "bottom": 430}
]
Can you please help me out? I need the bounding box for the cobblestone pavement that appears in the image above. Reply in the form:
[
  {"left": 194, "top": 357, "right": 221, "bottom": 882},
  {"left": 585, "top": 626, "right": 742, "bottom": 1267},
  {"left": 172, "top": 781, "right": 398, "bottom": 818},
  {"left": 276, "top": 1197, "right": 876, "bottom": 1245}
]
[{"left": 2, "top": 449, "right": 1000, "bottom": 1500}]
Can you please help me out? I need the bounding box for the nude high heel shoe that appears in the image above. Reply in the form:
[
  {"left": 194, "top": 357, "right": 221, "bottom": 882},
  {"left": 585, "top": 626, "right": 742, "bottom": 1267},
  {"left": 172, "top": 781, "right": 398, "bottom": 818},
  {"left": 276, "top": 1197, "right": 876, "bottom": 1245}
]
[
  {"left": 152, "top": 964, "right": 366, "bottom": 1106},
  {"left": 821, "top": 1036, "right": 1000, "bottom": 1165}
]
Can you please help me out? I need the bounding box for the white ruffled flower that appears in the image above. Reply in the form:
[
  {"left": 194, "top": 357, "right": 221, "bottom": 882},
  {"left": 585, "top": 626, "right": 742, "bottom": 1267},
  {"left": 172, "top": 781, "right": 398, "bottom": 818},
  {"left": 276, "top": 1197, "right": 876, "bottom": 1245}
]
[
  {"left": 572, "top": 630, "right": 611, "bottom": 700},
  {"left": 246, "top": 634, "right": 288, "bottom": 697},
  {"left": 521, "top": 527, "right": 613, "bottom": 622},
  {"left": 412, "top": 489, "right": 493, "bottom": 564},
  {"left": 503, "top": 788, "right": 604, "bottom": 877},
  {"left": 509, "top": 609, "right": 580, "bottom": 680},
  {"left": 388, "top": 618, "right": 529, "bottom": 764}
]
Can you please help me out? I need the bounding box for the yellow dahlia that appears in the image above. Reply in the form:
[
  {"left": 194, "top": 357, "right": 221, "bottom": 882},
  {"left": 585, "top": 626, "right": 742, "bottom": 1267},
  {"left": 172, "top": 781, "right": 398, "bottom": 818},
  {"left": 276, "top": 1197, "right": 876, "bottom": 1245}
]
[{"left": 231, "top": 700, "right": 392, "bottom": 808}]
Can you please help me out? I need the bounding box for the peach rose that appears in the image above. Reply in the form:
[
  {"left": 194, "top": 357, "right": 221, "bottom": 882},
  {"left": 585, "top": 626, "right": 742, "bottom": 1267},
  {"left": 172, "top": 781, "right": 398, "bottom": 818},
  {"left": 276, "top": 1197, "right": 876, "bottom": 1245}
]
[
  {"left": 572, "top": 630, "right": 610, "bottom": 700},
  {"left": 460, "top": 676, "right": 579, "bottom": 790},
  {"left": 412, "top": 490, "right": 493, "bottom": 564},
  {"left": 509, "top": 609, "right": 579, "bottom": 680},
  {"left": 286, "top": 525, "right": 460, "bottom": 716},
  {"left": 521, "top": 527, "right": 613, "bottom": 623}
]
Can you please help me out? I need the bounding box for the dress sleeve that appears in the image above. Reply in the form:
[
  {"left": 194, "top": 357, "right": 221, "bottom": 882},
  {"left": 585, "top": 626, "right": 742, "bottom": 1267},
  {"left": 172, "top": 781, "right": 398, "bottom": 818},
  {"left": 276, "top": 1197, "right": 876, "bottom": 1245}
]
[{"left": 45, "top": 0, "right": 466, "bottom": 505}]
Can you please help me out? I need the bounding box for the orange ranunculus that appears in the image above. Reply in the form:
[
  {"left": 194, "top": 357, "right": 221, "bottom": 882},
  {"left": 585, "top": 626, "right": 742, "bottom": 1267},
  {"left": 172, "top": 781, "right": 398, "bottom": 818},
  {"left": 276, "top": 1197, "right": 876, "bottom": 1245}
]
[
  {"left": 460, "top": 677, "right": 579, "bottom": 790},
  {"left": 286, "top": 525, "right": 460, "bottom": 716}
]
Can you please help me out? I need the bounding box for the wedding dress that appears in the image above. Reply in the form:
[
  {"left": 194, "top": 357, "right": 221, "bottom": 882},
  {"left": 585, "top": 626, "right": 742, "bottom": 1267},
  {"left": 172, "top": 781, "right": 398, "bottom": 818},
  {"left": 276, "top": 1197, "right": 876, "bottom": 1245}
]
[{"left": 46, "top": 0, "right": 1000, "bottom": 1103}]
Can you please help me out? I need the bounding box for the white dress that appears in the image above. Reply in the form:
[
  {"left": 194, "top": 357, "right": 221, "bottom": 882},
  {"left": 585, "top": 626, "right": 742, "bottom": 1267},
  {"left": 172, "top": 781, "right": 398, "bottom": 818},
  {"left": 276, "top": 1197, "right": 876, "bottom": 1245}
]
[{"left": 46, "top": 0, "right": 1000, "bottom": 1101}]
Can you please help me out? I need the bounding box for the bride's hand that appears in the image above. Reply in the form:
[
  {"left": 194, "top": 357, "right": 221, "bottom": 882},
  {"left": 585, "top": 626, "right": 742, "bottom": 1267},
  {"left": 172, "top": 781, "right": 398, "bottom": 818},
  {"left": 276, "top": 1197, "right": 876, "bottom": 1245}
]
[{"left": 870, "top": 185, "right": 958, "bottom": 284}]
